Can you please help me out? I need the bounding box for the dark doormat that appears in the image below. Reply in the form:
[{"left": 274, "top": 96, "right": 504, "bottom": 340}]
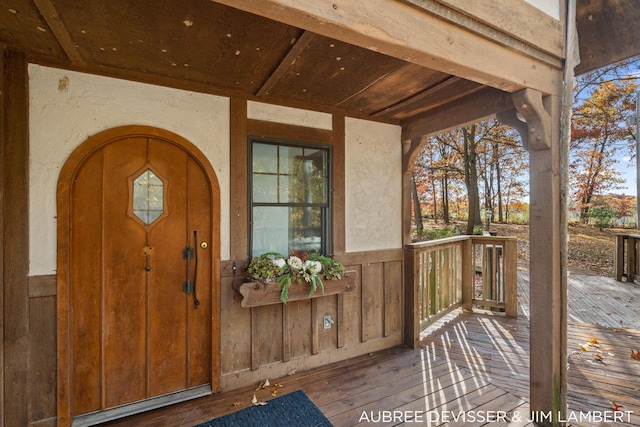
[{"left": 193, "top": 390, "right": 333, "bottom": 427}]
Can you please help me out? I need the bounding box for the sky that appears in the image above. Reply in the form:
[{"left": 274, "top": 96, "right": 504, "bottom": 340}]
[
  {"left": 620, "top": 157, "right": 638, "bottom": 196},
  {"left": 619, "top": 88, "right": 639, "bottom": 197},
  {"left": 578, "top": 62, "right": 639, "bottom": 198}
]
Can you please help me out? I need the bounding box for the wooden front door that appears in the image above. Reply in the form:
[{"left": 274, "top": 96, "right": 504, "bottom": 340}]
[{"left": 57, "top": 126, "right": 220, "bottom": 426}]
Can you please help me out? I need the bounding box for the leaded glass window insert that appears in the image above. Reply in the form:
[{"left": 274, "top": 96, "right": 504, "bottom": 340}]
[
  {"left": 133, "top": 169, "right": 164, "bottom": 225},
  {"left": 250, "top": 139, "right": 331, "bottom": 257}
]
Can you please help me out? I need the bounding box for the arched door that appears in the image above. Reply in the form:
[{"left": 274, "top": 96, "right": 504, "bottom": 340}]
[{"left": 57, "top": 126, "right": 220, "bottom": 426}]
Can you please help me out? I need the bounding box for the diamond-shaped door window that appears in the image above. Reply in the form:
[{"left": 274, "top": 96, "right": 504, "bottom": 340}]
[{"left": 132, "top": 169, "right": 164, "bottom": 225}]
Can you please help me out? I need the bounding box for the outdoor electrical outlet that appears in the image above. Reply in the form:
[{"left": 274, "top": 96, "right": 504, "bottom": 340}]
[{"left": 323, "top": 316, "right": 335, "bottom": 329}]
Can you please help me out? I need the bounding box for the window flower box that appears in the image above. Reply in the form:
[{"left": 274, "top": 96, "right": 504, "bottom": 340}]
[
  {"left": 232, "top": 252, "right": 357, "bottom": 308},
  {"left": 233, "top": 271, "right": 357, "bottom": 308}
]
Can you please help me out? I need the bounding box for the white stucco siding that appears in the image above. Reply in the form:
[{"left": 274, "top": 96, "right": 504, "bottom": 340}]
[
  {"left": 344, "top": 118, "right": 402, "bottom": 252},
  {"left": 525, "top": 0, "right": 559, "bottom": 19},
  {"left": 28, "top": 64, "right": 231, "bottom": 276},
  {"left": 248, "top": 101, "right": 333, "bottom": 130}
]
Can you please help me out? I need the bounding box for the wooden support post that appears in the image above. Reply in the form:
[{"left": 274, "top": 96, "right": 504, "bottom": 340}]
[
  {"left": 513, "top": 89, "right": 566, "bottom": 425},
  {"left": 2, "top": 49, "right": 30, "bottom": 427},
  {"left": 402, "top": 138, "right": 423, "bottom": 348},
  {"left": 504, "top": 239, "right": 518, "bottom": 318},
  {"left": 403, "top": 247, "right": 420, "bottom": 348},
  {"left": 461, "top": 238, "right": 474, "bottom": 312}
]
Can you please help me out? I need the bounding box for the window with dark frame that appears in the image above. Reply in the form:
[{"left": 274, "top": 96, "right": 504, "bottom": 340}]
[{"left": 249, "top": 137, "right": 332, "bottom": 258}]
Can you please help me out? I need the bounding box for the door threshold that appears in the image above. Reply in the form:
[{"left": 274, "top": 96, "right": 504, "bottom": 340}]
[{"left": 72, "top": 384, "right": 212, "bottom": 426}]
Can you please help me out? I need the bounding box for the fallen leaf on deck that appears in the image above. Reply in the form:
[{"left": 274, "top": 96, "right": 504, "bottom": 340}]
[
  {"left": 611, "top": 402, "right": 623, "bottom": 411},
  {"left": 579, "top": 344, "right": 590, "bottom": 352},
  {"left": 232, "top": 402, "right": 243, "bottom": 407},
  {"left": 588, "top": 337, "right": 598, "bottom": 344},
  {"left": 632, "top": 350, "right": 640, "bottom": 360},
  {"left": 251, "top": 393, "right": 267, "bottom": 406},
  {"left": 271, "top": 389, "right": 279, "bottom": 397},
  {"left": 255, "top": 379, "right": 271, "bottom": 390},
  {"left": 593, "top": 353, "right": 604, "bottom": 362}
]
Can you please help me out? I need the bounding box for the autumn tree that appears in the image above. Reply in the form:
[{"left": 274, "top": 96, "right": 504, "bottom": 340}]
[
  {"left": 571, "top": 59, "right": 639, "bottom": 222},
  {"left": 413, "top": 134, "right": 463, "bottom": 225},
  {"left": 412, "top": 120, "right": 529, "bottom": 235},
  {"left": 479, "top": 123, "right": 527, "bottom": 223},
  {"left": 608, "top": 194, "right": 636, "bottom": 225},
  {"left": 412, "top": 136, "right": 435, "bottom": 225},
  {"left": 457, "top": 122, "right": 528, "bottom": 231},
  {"left": 410, "top": 172, "right": 423, "bottom": 232},
  {"left": 462, "top": 125, "right": 482, "bottom": 233}
]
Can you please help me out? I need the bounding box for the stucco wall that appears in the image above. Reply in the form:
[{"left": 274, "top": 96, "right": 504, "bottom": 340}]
[
  {"left": 28, "top": 66, "right": 402, "bottom": 275},
  {"left": 345, "top": 117, "right": 402, "bottom": 252},
  {"left": 28, "top": 64, "right": 231, "bottom": 275},
  {"left": 525, "top": 0, "right": 559, "bottom": 19},
  {"left": 247, "top": 103, "right": 403, "bottom": 253},
  {"left": 247, "top": 101, "right": 333, "bottom": 130}
]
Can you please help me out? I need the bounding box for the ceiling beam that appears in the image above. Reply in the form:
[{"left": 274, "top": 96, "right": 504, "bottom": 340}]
[
  {"left": 414, "top": 0, "right": 564, "bottom": 59},
  {"left": 401, "top": 87, "right": 513, "bottom": 141},
  {"left": 255, "top": 30, "right": 315, "bottom": 96},
  {"left": 372, "top": 76, "right": 483, "bottom": 118},
  {"left": 214, "top": 0, "right": 563, "bottom": 95},
  {"left": 32, "top": 0, "right": 84, "bottom": 64}
]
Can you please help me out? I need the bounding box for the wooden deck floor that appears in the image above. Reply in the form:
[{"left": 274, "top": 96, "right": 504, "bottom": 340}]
[{"left": 102, "top": 271, "right": 640, "bottom": 427}]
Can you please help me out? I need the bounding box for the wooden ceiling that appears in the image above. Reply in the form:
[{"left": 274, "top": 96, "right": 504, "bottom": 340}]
[
  {"left": 575, "top": 0, "right": 640, "bottom": 74},
  {"left": 1, "top": 0, "right": 639, "bottom": 129},
  {"left": 0, "top": 0, "right": 488, "bottom": 125}
]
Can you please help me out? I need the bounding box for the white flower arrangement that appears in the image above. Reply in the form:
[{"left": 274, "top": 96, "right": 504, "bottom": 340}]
[{"left": 247, "top": 252, "right": 346, "bottom": 303}]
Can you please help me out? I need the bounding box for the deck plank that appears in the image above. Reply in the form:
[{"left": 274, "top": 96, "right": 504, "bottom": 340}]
[{"left": 100, "top": 271, "right": 640, "bottom": 426}]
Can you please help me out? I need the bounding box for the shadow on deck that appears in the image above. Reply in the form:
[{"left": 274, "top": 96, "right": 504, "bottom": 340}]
[{"left": 103, "top": 270, "right": 640, "bottom": 427}]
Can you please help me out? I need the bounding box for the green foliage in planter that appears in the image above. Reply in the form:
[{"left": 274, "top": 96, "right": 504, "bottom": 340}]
[
  {"left": 246, "top": 252, "right": 286, "bottom": 283},
  {"left": 307, "top": 253, "right": 346, "bottom": 280},
  {"left": 246, "top": 252, "right": 347, "bottom": 303}
]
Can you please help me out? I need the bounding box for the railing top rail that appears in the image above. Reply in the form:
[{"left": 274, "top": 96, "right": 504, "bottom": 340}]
[
  {"left": 470, "top": 235, "right": 517, "bottom": 244},
  {"left": 405, "top": 235, "right": 469, "bottom": 250},
  {"left": 615, "top": 233, "right": 640, "bottom": 239},
  {"left": 406, "top": 234, "right": 517, "bottom": 251}
]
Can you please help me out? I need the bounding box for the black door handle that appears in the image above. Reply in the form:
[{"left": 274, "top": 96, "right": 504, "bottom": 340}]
[
  {"left": 181, "top": 231, "right": 200, "bottom": 308},
  {"left": 192, "top": 230, "right": 200, "bottom": 307}
]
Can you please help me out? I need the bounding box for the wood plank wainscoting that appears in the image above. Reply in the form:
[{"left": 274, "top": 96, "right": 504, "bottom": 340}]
[
  {"left": 27, "top": 274, "right": 58, "bottom": 427},
  {"left": 23, "top": 250, "right": 403, "bottom": 426},
  {"left": 100, "top": 270, "right": 640, "bottom": 427},
  {"left": 219, "top": 248, "right": 404, "bottom": 391}
]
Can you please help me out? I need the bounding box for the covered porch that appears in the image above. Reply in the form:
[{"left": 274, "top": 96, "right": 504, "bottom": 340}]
[
  {"left": 3, "top": 1, "right": 640, "bottom": 425},
  {"left": 101, "top": 269, "right": 640, "bottom": 426}
]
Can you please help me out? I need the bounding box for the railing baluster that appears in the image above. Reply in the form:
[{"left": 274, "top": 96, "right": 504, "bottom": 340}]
[
  {"left": 614, "top": 234, "right": 625, "bottom": 281},
  {"left": 406, "top": 234, "right": 517, "bottom": 336}
]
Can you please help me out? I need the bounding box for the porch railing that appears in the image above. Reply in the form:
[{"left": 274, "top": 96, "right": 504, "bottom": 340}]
[
  {"left": 614, "top": 233, "right": 640, "bottom": 283},
  {"left": 404, "top": 235, "right": 518, "bottom": 348}
]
